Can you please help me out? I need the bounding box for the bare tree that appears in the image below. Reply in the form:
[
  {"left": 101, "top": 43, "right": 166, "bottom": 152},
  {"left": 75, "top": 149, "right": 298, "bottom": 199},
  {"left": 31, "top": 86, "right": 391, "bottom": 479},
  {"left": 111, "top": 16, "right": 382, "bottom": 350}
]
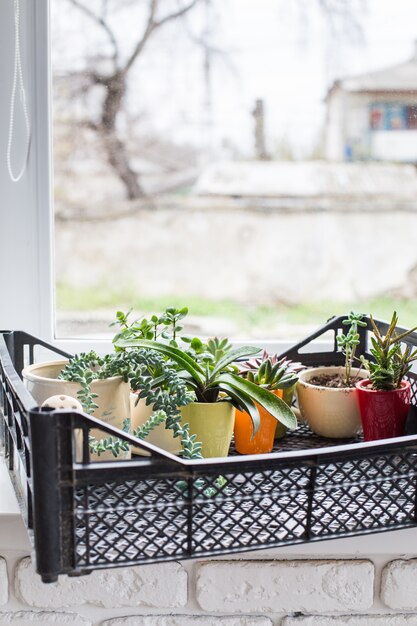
[
  {"left": 64, "top": 0, "right": 363, "bottom": 199},
  {"left": 66, "top": 0, "right": 201, "bottom": 199}
]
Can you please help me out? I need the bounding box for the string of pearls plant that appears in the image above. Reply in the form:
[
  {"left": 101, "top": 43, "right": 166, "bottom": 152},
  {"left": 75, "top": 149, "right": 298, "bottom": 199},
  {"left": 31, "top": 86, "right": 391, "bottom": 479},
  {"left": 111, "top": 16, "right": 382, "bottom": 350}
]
[{"left": 58, "top": 348, "right": 202, "bottom": 459}]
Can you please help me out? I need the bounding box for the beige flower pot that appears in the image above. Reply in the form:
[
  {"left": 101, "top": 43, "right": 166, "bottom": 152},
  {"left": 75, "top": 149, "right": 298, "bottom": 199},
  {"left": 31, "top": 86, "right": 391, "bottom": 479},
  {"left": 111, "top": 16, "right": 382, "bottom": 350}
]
[
  {"left": 130, "top": 393, "right": 182, "bottom": 456},
  {"left": 22, "top": 360, "right": 131, "bottom": 461},
  {"left": 296, "top": 366, "right": 367, "bottom": 439}
]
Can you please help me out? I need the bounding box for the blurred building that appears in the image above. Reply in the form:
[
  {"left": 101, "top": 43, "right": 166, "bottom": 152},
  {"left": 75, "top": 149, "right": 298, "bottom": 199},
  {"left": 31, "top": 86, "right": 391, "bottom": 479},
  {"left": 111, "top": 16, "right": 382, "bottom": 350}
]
[{"left": 325, "top": 42, "right": 417, "bottom": 162}]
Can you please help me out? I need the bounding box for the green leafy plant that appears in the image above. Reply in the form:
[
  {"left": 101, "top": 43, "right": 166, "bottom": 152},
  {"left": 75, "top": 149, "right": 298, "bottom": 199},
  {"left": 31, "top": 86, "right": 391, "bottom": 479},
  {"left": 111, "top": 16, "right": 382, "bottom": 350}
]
[
  {"left": 114, "top": 335, "right": 298, "bottom": 435},
  {"left": 360, "top": 312, "right": 417, "bottom": 391},
  {"left": 336, "top": 312, "right": 367, "bottom": 386},
  {"left": 112, "top": 307, "right": 189, "bottom": 347}
]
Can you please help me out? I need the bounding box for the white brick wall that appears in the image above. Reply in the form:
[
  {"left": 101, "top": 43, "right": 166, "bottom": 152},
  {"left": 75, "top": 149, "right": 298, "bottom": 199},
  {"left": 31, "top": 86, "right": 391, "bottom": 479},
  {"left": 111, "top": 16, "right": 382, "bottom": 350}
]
[
  {"left": 0, "top": 612, "right": 91, "bottom": 625},
  {"left": 0, "top": 559, "right": 7, "bottom": 606},
  {"left": 101, "top": 617, "right": 272, "bottom": 626},
  {"left": 15, "top": 558, "right": 187, "bottom": 609},
  {"left": 381, "top": 559, "right": 417, "bottom": 610},
  {"left": 196, "top": 560, "right": 374, "bottom": 614},
  {"left": 282, "top": 616, "right": 417, "bottom": 625},
  {"left": 3, "top": 553, "right": 417, "bottom": 623}
]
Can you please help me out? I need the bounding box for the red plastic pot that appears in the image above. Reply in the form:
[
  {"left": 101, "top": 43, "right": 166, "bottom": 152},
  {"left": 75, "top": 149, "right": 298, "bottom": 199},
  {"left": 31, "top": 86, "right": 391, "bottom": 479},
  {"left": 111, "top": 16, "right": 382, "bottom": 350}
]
[{"left": 355, "top": 379, "right": 411, "bottom": 441}]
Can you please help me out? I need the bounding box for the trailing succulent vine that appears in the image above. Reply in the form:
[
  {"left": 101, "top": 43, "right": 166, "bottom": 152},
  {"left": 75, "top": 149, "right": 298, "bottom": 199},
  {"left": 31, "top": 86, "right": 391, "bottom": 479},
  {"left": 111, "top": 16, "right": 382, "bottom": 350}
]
[{"left": 58, "top": 346, "right": 201, "bottom": 459}]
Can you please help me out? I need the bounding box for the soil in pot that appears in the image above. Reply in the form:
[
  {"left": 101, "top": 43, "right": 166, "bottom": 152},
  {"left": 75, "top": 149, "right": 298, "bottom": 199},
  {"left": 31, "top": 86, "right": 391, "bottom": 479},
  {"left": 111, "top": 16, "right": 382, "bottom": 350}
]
[{"left": 308, "top": 373, "right": 359, "bottom": 388}]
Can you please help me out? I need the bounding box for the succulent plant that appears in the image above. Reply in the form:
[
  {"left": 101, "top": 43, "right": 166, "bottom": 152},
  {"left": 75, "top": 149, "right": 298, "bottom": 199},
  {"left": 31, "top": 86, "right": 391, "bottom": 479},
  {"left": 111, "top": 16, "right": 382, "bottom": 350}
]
[
  {"left": 361, "top": 312, "right": 417, "bottom": 391},
  {"left": 336, "top": 312, "right": 367, "bottom": 385},
  {"left": 239, "top": 350, "right": 304, "bottom": 391}
]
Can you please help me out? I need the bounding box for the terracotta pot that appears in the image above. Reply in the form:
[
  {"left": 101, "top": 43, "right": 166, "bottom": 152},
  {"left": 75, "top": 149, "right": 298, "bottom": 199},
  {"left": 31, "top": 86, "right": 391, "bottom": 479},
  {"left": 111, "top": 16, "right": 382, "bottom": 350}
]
[
  {"left": 22, "top": 360, "right": 131, "bottom": 461},
  {"left": 130, "top": 393, "right": 182, "bottom": 456},
  {"left": 234, "top": 389, "right": 283, "bottom": 454},
  {"left": 180, "top": 401, "right": 235, "bottom": 458},
  {"left": 296, "top": 366, "right": 367, "bottom": 438},
  {"left": 356, "top": 378, "right": 410, "bottom": 441}
]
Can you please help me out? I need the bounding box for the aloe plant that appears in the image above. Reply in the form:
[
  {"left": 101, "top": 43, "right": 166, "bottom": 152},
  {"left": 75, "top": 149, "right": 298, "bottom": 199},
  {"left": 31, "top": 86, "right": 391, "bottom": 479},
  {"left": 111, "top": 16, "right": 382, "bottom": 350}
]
[
  {"left": 361, "top": 312, "right": 417, "bottom": 391},
  {"left": 114, "top": 336, "right": 297, "bottom": 434}
]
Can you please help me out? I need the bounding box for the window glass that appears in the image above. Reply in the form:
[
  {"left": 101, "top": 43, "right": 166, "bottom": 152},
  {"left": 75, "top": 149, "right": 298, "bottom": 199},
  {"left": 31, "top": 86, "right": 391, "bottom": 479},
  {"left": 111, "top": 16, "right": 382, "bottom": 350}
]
[{"left": 52, "top": 0, "right": 417, "bottom": 341}]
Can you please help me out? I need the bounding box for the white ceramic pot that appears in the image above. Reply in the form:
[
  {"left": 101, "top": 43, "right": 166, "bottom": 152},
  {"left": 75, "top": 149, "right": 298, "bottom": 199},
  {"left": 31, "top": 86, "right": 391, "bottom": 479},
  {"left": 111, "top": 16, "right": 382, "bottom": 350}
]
[
  {"left": 130, "top": 393, "right": 182, "bottom": 456},
  {"left": 22, "top": 360, "right": 131, "bottom": 461},
  {"left": 296, "top": 366, "right": 367, "bottom": 439}
]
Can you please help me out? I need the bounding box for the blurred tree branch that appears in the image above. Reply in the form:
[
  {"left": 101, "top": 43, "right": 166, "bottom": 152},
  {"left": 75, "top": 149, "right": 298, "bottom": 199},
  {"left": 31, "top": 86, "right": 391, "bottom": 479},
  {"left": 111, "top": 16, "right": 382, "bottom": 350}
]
[{"left": 64, "top": 0, "right": 202, "bottom": 199}]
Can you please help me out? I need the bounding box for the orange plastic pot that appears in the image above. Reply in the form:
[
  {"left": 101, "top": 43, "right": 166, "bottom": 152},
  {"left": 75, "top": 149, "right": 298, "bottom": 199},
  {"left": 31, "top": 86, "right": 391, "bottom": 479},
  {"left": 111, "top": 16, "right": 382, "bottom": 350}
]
[{"left": 234, "top": 389, "right": 283, "bottom": 454}]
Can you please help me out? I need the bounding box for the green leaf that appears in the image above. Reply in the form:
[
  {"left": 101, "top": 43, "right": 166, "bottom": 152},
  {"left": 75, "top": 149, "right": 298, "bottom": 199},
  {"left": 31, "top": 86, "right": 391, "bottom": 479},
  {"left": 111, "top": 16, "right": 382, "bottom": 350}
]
[
  {"left": 191, "top": 337, "right": 203, "bottom": 351},
  {"left": 211, "top": 345, "right": 261, "bottom": 378},
  {"left": 219, "top": 382, "right": 261, "bottom": 436},
  {"left": 218, "top": 373, "right": 297, "bottom": 430}
]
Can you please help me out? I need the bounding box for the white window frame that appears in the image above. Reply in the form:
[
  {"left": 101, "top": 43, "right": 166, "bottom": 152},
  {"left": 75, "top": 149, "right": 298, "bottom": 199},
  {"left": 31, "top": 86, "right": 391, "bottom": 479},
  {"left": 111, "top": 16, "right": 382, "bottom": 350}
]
[{"left": 0, "top": 0, "right": 53, "bottom": 340}]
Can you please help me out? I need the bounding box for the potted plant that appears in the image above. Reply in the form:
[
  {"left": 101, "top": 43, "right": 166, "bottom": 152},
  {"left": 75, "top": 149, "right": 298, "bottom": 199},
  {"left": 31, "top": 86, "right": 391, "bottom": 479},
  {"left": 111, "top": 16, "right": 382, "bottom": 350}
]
[
  {"left": 296, "top": 312, "right": 369, "bottom": 438},
  {"left": 112, "top": 307, "right": 189, "bottom": 456},
  {"left": 22, "top": 353, "right": 132, "bottom": 461},
  {"left": 356, "top": 312, "right": 417, "bottom": 441},
  {"left": 114, "top": 334, "right": 298, "bottom": 458},
  {"left": 234, "top": 352, "right": 303, "bottom": 454}
]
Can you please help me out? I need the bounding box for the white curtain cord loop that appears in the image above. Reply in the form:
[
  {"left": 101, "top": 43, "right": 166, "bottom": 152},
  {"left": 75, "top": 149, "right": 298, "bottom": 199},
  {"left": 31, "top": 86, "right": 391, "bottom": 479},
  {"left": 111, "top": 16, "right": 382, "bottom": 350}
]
[{"left": 7, "top": 0, "right": 31, "bottom": 183}]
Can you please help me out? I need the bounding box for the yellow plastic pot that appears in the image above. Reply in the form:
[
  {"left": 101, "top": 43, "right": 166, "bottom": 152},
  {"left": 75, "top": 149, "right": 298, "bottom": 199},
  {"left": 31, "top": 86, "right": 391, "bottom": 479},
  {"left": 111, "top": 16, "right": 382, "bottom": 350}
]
[{"left": 180, "top": 401, "right": 235, "bottom": 458}]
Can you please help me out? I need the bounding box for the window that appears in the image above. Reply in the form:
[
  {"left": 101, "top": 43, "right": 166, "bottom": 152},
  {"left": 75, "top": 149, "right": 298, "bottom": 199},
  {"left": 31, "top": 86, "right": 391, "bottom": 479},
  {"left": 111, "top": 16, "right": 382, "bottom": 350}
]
[
  {"left": 50, "top": 1, "right": 417, "bottom": 346},
  {"left": 370, "top": 103, "right": 417, "bottom": 131}
]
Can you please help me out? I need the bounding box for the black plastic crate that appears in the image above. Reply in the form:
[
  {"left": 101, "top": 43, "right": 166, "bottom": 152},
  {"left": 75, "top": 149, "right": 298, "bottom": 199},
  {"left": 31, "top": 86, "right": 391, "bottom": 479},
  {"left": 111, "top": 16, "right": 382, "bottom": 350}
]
[{"left": 1, "top": 316, "right": 417, "bottom": 583}]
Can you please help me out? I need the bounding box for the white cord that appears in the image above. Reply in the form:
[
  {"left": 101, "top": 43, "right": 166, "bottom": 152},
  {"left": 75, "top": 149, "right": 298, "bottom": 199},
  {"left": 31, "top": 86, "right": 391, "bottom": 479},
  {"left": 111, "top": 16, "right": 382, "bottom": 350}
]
[{"left": 7, "top": 0, "right": 31, "bottom": 183}]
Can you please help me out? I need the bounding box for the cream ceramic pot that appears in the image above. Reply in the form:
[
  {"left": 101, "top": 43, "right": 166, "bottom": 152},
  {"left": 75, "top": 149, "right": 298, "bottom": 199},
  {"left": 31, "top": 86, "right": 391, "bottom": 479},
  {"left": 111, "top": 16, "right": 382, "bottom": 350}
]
[
  {"left": 130, "top": 393, "right": 182, "bottom": 456},
  {"left": 22, "top": 360, "right": 131, "bottom": 461},
  {"left": 296, "top": 366, "right": 367, "bottom": 439}
]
